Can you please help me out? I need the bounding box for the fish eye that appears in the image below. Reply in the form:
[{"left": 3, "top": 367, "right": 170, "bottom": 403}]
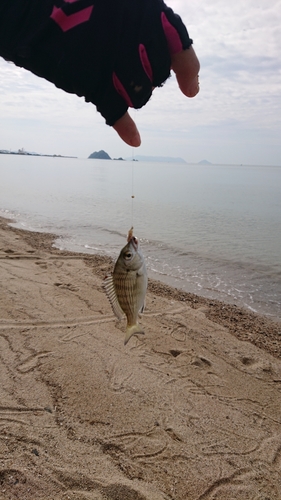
[{"left": 124, "top": 252, "right": 132, "bottom": 259}]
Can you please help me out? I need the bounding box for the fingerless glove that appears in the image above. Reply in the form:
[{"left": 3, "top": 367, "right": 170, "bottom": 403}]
[{"left": 0, "top": 0, "right": 193, "bottom": 125}]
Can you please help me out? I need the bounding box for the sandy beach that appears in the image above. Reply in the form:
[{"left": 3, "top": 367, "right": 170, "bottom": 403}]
[{"left": 0, "top": 215, "right": 281, "bottom": 499}]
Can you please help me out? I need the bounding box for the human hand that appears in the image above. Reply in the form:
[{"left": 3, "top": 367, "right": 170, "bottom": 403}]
[
  {"left": 113, "top": 46, "right": 200, "bottom": 146},
  {"left": 0, "top": 0, "right": 200, "bottom": 145}
]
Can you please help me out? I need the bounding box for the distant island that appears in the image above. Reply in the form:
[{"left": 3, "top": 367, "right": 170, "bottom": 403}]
[
  {"left": 88, "top": 150, "right": 126, "bottom": 161},
  {"left": 88, "top": 150, "right": 111, "bottom": 160},
  {"left": 198, "top": 159, "right": 213, "bottom": 165},
  {"left": 0, "top": 148, "right": 76, "bottom": 158}
]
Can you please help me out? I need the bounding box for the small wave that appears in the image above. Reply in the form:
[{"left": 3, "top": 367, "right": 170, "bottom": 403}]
[
  {"left": 84, "top": 244, "right": 100, "bottom": 251},
  {"left": 245, "top": 305, "right": 258, "bottom": 313},
  {"left": 100, "top": 227, "right": 126, "bottom": 238},
  {"left": 150, "top": 267, "right": 170, "bottom": 277}
]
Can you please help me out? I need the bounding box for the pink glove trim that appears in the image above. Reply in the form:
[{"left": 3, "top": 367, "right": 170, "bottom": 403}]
[
  {"left": 139, "top": 43, "right": 153, "bottom": 82},
  {"left": 161, "top": 11, "right": 183, "bottom": 55},
  {"left": 50, "top": 5, "right": 94, "bottom": 32},
  {"left": 113, "top": 72, "right": 133, "bottom": 108}
]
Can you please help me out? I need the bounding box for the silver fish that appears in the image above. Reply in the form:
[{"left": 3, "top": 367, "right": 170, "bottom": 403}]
[{"left": 104, "top": 228, "right": 147, "bottom": 345}]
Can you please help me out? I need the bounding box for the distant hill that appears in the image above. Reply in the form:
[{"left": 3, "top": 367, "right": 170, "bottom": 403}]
[
  {"left": 198, "top": 159, "right": 212, "bottom": 165},
  {"left": 126, "top": 155, "right": 187, "bottom": 164},
  {"left": 88, "top": 150, "right": 111, "bottom": 160}
]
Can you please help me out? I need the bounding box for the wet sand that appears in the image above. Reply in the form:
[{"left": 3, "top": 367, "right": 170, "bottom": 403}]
[{"left": 0, "top": 216, "right": 281, "bottom": 499}]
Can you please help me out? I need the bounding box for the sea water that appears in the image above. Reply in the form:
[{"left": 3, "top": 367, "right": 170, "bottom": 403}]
[{"left": 1, "top": 154, "right": 280, "bottom": 321}]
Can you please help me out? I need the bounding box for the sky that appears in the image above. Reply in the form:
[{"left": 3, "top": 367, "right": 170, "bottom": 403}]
[{"left": 0, "top": 0, "right": 281, "bottom": 165}]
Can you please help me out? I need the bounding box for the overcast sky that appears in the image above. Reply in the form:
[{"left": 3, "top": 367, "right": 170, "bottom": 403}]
[{"left": 0, "top": 0, "right": 280, "bottom": 165}]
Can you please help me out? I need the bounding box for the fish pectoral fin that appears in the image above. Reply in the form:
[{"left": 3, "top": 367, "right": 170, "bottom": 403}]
[
  {"left": 137, "top": 300, "right": 146, "bottom": 319},
  {"left": 124, "top": 324, "right": 144, "bottom": 345},
  {"left": 139, "top": 300, "right": 146, "bottom": 314},
  {"left": 103, "top": 274, "right": 124, "bottom": 320}
]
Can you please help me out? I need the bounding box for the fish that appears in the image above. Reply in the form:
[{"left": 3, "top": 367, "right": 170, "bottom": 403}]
[{"left": 103, "top": 227, "right": 147, "bottom": 345}]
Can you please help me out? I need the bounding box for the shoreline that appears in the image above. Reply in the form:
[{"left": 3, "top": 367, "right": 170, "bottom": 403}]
[
  {"left": 1, "top": 214, "right": 281, "bottom": 499},
  {"left": 1, "top": 215, "right": 280, "bottom": 359}
]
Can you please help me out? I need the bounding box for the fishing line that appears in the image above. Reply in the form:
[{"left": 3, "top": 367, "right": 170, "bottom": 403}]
[
  {"left": 130, "top": 108, "right": 137, "bottom": 229},
  {"left": 131, "top": 145, "right": 135, "bottom": 228}
]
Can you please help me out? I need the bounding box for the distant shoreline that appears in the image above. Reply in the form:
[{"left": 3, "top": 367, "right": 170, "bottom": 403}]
[
  {"left": 0, "top": 150, "right": 77, "bottom": 159},
  {"left": 1, "top": 150, "right": 280, "bottom": 168}
]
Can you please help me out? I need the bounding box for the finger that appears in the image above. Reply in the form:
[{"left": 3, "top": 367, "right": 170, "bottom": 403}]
[
  {"left": 171, "top": 46, "right": 200, "bottom": 98},
  {"left": 113, "top": 111, "right": 141, "bottom": 147}
]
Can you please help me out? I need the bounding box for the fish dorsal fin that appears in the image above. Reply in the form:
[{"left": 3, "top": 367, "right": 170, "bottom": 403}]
[{"left": 103, "top": 274, "right": 124, "bottom": 320}]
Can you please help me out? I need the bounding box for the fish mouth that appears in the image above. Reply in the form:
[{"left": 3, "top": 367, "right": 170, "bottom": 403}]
[{"left": 129, "top": 236, "right": 138, "bottom": 251}]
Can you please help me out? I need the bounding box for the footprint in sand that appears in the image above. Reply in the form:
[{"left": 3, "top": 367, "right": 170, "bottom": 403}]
[
  {"left": 53, "top": 282, "right": 79, "bottom": 292},
  {"left": 17, "top": 351, "right": 53, "bottom": 373},
  {"left": 190, "top": 356, "right": 212, "bottom": 368},
  {"left": 35, "top": 261, "right": 48, "bottom": 270}
]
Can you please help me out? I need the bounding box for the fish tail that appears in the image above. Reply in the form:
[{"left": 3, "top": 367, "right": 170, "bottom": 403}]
[{"left": 124, "top": 323, "right": 144, "bottom": 345}]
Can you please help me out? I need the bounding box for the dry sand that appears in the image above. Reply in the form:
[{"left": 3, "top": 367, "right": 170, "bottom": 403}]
[{"left": 0, "top": 216, "right": 281, "bottom": 500}]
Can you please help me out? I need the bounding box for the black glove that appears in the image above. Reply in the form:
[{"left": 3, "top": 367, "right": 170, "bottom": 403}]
[{"left": 0, "top": 0, "right": 193, "bottom": 125}]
